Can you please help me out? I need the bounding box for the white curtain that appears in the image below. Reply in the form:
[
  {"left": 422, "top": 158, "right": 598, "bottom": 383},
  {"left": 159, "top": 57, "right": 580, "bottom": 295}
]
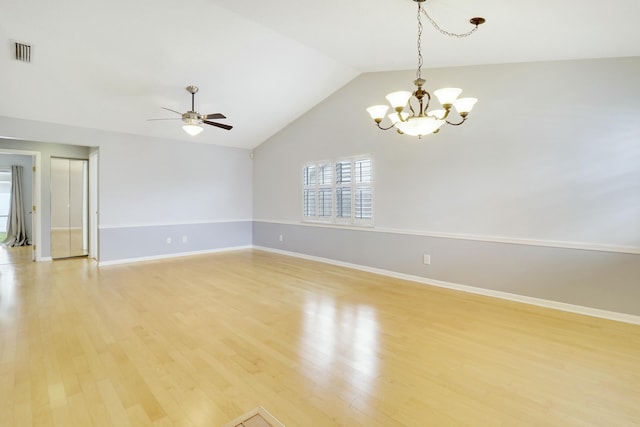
[{"left": 3, "top": 165, "right": 30, "bottom": 247}]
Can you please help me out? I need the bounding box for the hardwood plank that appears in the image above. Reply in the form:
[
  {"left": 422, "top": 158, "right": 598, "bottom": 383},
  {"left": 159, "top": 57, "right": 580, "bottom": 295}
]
[{"left": 1, "top": 248, "right": 639, "bottom": 426}]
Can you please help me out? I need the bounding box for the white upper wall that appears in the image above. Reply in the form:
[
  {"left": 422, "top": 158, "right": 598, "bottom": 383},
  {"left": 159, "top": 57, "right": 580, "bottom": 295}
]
[
  {"left": 0, "top": 117, "right": 253, "bottom": 229},
  {"left": 99, "top": 136, "right": 252, "bottom": 227},
  {"left": 253, "top": 57, "right": 640, "bottom": 249}
]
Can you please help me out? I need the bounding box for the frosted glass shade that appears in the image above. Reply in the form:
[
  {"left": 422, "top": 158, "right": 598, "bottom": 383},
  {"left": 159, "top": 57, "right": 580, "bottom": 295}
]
[
  {"left": 453, "top": 97, "right": 478, "bottom": 114},
  {"left": 385, "top": 91, "right": 412, "bottom": 110},
  {"left": 366, "top": 105, "right": 390, "bottom": 120},
  {"left": 434, "top": 88, "right": 462, "bottom": 106},
  {"left": 182, "top": 124, "right": 204, "bottom": 136},
  {"left": 395, "top": 116, "right": 446, "bottom": 137}
]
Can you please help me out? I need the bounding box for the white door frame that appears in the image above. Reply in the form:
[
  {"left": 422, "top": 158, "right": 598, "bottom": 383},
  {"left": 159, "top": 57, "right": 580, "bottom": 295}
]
[{"left": 89, "top": 150, "right": 99, "bottom": 260}]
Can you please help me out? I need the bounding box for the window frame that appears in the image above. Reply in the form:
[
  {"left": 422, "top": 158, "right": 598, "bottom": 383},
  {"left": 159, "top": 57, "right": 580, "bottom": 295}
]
[{"left": 302, "top": 154, "right": 374, "bottom": 227}]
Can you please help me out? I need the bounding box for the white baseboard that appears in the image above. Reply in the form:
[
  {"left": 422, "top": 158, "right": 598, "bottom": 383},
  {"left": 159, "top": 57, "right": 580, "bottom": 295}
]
[
  {"left": 97, "top": 245, "right": 252, "bottom": 267},
  {"left": 254, "top": 246, "right": 640, "bottom": 326}
]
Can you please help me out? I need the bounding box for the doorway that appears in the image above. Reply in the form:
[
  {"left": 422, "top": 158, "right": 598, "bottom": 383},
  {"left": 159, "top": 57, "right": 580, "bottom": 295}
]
[{"left": 0, "top": 149, "right": 41, "bottom": 263}]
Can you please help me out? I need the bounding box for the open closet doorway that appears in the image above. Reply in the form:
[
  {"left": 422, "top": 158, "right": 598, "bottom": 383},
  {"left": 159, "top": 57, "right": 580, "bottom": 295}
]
[{"left": 50, "top": 157, "right": 89, "bottom": 259}]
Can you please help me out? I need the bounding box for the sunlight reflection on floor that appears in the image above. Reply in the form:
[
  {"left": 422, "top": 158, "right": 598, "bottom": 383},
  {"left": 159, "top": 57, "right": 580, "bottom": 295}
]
[{"left": 299, "top": 295, "right": 380, "bottom": 402}]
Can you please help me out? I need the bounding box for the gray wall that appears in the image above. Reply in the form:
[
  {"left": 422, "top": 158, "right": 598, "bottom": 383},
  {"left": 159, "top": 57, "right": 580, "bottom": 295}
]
[
  {"left": 100, "top": 221, "right": 251, "bottom": 262},
  {"left": 252, "top": 57, "right": 640, "bottom": 316},
  {"left": 253, "top": 222, "right": 640, "bottom": 316},
  {"left": 0, "top": 117, "right": 253, "bottom": 262},
  {"left": 0, "top": 153, "right": 34, "bottom": 240}
]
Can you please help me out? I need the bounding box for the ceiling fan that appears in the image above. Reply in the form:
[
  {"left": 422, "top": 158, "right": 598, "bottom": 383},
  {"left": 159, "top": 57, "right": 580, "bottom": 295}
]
[{"left": 148, "top": 85, "right": 232, "bottom": 135}]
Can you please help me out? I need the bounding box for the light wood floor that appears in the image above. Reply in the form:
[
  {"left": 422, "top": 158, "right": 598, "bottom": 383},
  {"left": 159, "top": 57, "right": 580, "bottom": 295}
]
[
  {"left": 0, "top": 244, "right": 34, "bottom": 265},
  {"left": 1, "top": 249, "right": 639, "bottom": 426}
]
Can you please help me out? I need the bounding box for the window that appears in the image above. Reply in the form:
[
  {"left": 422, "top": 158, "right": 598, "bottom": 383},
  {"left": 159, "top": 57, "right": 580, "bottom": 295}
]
[
  {"left": 0, "top": 168, "right": 11, "bottom": 238},
  {"left": 303, "top": 156, "right": 373, "bottom": 225}
]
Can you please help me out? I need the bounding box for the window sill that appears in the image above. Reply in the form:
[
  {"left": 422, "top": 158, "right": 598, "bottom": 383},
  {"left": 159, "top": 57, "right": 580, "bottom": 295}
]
[{"left": 301, "top": 219, "right": 375, "bottom": 229}]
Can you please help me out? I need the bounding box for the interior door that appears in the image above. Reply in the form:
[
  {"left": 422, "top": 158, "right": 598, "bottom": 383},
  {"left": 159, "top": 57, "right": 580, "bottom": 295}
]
[{"left": 51, "top": 158, "right": 89, "bottom": 259}]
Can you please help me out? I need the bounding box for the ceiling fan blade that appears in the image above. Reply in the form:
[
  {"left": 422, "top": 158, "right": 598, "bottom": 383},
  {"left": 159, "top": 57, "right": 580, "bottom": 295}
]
[
  {"left": 203, "top": 120, "right": 233, "bottom": 131},
  {"left": 202, "top": 113, "right": 226, "bottom": 120},
  {"left": 147, "top": 118, "right": 182, "bottom": 121},
  {"left": 162, "top": 107, "right": 184, "bottom": 115}
]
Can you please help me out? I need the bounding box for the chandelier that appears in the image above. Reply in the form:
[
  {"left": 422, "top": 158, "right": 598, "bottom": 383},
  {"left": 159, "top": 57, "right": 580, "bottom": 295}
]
[{"left": 366, "top": 0, "right": 485, "bottom": 138}]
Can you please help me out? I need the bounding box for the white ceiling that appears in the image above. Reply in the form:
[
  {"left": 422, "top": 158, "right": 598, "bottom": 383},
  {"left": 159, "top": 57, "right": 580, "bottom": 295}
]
[{"left": 1, "top": 0, "right": 639, "bottom": 149}]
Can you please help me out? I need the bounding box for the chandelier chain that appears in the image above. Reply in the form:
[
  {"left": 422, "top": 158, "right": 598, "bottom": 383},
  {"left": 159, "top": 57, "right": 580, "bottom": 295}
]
[
  {"left": 421, "top": 8, "right": 479, "bottom": 38},
  {"left": 416, "top": 2, "right": 424, "bottom": 81}
]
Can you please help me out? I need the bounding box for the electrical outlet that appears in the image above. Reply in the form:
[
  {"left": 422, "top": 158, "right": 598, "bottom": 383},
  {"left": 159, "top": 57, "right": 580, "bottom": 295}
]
[
  {"left": 279, "top": 234, "right": 284, "bottom": 242},
  {"left": 423, "top": 254, "right": 431, "bottom": 265},
  {"left": 166, "top": 237, "right": 172, "bottom": 244},
  {"left": 182, "top": 235, "right": 187, "bottom": 243}
]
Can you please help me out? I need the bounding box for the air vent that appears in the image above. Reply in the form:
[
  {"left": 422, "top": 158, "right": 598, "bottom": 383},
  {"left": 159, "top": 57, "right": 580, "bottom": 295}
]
[{"left": 14, "top": 42, "right": 32, "bottom": 63}]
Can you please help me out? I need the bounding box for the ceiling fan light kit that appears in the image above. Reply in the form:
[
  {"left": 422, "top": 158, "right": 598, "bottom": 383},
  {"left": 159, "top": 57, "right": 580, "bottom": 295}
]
[
  {"left": 148, "top": 85, "right": 232, "bottom": 136},
  {"left": 367, "top": 0, "right": 485, "bottom": 138},
  {"left": 182, "top": 122, "right": 204, "bottom": 136}
]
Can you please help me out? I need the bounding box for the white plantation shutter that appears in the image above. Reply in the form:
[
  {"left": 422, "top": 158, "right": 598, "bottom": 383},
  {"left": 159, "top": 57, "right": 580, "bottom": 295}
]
[
  {"left": 303, "top": 165, "right": 316, "bottom": 186},
  {"left": 303, "top": 188, "right": 315, "bottom": 217},
  {"left": 336, "top": 161, "right": 351, "bottom": 219},
  {"left": 355, "top": 187, "right": 372, "bottom": 220},
  {"left": 317, "top": 163, "right": 332, "bottom": 218},
  {"left": 336, "top": 187, "right": 351, "bottom": 219},
  {"left": 303, "top": 155, "right": 373, "bottom": 225},
  {"left": 354, "top": 158, "right": 372, "bottom": 221},
  {"left": 354, "top": 158, "right": 371, "bottom": 182},
  {"left": 302, "top": 165, "right": 316, "bottom": 218},
  {"left": 318, "top": 163, "right": 332, "bottom": 185},
  {"left": 303, "top": 165, "right": 316, "bottom": 217}
]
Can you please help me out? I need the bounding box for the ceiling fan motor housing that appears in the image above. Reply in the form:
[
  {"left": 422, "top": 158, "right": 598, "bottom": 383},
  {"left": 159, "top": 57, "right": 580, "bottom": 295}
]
[{"left": 182, "top": 111, "right": 200, "bottom": 123}]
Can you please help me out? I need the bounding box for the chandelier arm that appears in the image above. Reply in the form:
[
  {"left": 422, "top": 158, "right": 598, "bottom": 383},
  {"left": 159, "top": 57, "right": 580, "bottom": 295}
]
[
  {"left": 423, "top": 90, "right": 431, "bottom": 113},
  {"left": 407, "top": 101, "right": 417, "bottom": 117},
  {"left": 445, "top": 116, "right": 467, "bottom": 126},
  {"left": 376, "top": 122, "right": 398, "bottom": 131},
  {"left": 421, "top": 8, "right": 482, "bottom": 38}
]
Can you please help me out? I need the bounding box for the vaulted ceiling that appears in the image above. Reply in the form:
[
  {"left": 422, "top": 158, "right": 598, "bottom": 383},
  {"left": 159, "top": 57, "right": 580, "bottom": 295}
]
[{"left": 1, "top": 0, "right": 639, "bottom": 149}]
